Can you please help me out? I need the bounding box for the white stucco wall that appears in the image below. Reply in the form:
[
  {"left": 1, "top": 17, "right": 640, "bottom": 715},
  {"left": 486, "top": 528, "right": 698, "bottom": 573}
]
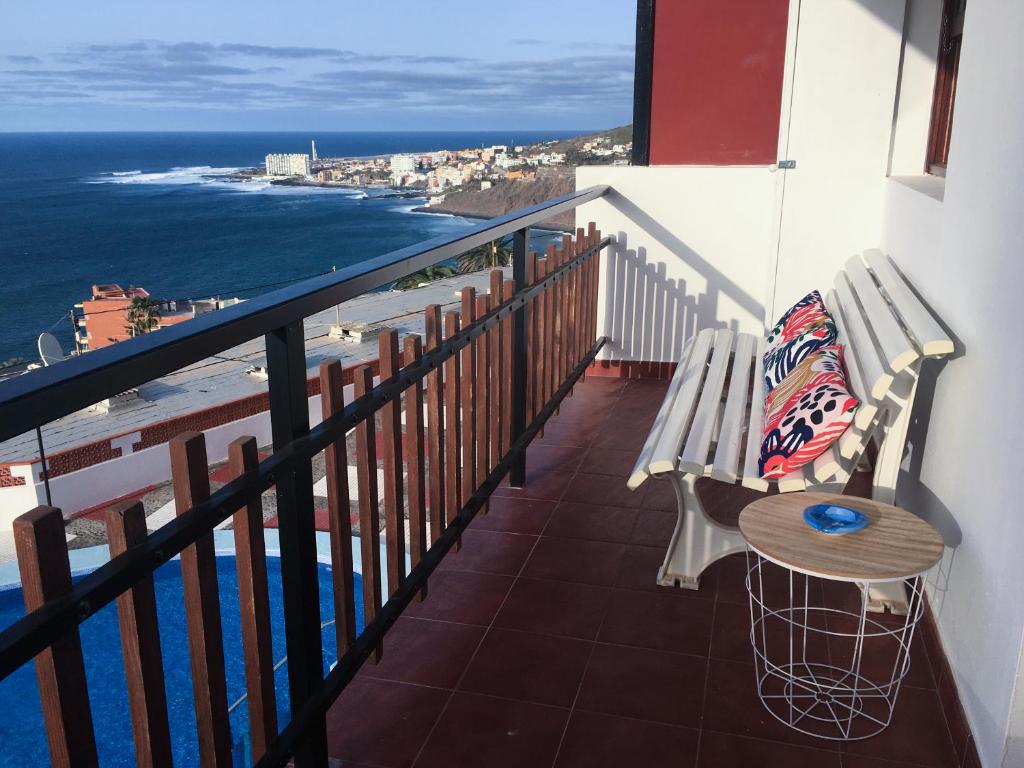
[
  {"left": 877, "top": 2, "right": 1024, "bottom": 762},
  {"left": 576, "top": 165, "right": 776, "bottom": 362},
  {"left": 579, "top": 1, "right": 1022, "bottom": 763}
]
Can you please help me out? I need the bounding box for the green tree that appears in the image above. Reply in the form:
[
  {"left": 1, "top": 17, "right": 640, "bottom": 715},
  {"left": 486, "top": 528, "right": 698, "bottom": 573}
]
[
  {"left": 125, "top": 296, "right": 161, "bottom": 337},
  {"left": 457, "top": 238, "right": 512, "bottom": 274},
  {"left": 393, "top": 264, "right": 458, "bottom": 290}
]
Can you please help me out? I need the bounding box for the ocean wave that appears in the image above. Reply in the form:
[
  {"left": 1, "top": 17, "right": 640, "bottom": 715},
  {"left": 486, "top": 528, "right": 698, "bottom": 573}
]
[{"left": 87, "top": 165, "right": 243, "bottom": 186}]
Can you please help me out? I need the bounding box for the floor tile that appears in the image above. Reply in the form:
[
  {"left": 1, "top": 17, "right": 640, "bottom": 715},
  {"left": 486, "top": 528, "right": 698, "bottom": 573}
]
[
  {"left": 710, "top": 599, "right": 756, "bottom": 663},
  {"left": 826, "top": 612, "right": 934, "bottom": 690},
  {"left": 841, "top": 685, "right": 957, "bottom": 767},
  {"left": 494, "top": 577, "right": 612, "bottom": 640},
  {"left": 631, "top": 508, "right": 677, "bottom": 547},
  {"left": 640, "top": 479, "right": 678, "bottom": 511},
  {"left": 613, "top": 544, "right": 716, "bottom": 599},
  {"left": 526, "top": 442, "right": 587, "bottom": 472},
  {"left": 544, "top": 501, "right": 639, "bottom": 543},
  {"left": 554, "top": 710, "right": 699, "bottom": 768},
  {"left": 533, "top": 416, "right": 602, "bottom": 448},
  {"left": 470, "top": 497, "right": 556, "bottom": 535},
  {"left": 325, "top": 678, "right": 448, "bottom": 768},
  {"left": 493, "top": 466, "right": 577, "bottom": 501},
  {"left": 598, "top": 588, "right": 714, "bottom": 656},
  {"left": 415, "top": 693, "right": 568, "bottom": 768},
  {"left": 522, "top": 536, "right": 626, "bottom": 586},
  {"left": 697, "top": 730, "right": 842, "bottom": 768},
  {"left": 579, "top": 447, "right": 643, "bottom": 478},
  {"left": 358, "top": 617, "right": 483, "bottom": 689},
  {"left": 404, "top": 570, "right": 513, "bottom": 626},
  {"left": 437, "top": 529, "right": 536, "bottom": 576},
  {"left": 561, "top": 473, "right": 646, "bottom": 508},
  {"left": 458, "top": 628, "right": 592, "bottom": 707},
  {"left": 702, "top": 658, "right": 840, "bottom": 751},
  {"left": 576, "top": 642, "right": 706, "bottom": 726}
]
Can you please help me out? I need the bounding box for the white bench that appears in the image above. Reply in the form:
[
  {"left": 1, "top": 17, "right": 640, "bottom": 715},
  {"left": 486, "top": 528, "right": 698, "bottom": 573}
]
[{"left": 628, "top": 251, "right": 953, "bottom": 604}]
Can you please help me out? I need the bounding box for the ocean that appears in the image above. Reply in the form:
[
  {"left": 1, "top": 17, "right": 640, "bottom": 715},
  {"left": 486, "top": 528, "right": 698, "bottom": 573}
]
[{"left": 0, "top": 130, "right": 586, "bottom": 363}]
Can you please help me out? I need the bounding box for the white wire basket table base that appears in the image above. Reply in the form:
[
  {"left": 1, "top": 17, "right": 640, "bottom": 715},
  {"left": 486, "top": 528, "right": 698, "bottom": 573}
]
[{"left": 745, "top": 550, "right": 926, "bottom": 741}]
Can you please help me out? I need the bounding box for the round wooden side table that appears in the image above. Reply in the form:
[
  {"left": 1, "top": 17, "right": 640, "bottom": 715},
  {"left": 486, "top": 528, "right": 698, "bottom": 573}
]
[{"left": 738, "top": 492, "right": 943, "bottom": 741}]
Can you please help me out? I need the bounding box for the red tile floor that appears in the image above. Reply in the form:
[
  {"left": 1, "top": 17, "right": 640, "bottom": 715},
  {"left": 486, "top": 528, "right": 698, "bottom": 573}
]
[{"left": 324, "top": 377, "right": 963, "bottom": 768}]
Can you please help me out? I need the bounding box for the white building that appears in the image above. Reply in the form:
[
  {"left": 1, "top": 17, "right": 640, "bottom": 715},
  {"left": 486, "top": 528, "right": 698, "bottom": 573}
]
[
  {"left": 389, "top": 155, "right": 416, "bottom": 174},
  {"left": 265, "top": 153, "right": 311, "bottom": 177}
]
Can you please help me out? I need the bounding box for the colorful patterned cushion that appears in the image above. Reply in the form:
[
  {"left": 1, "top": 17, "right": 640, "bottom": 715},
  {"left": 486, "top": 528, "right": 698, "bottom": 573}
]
[
  {"left": 759, "top": 345, "right": 859, "bottom": 479},
  {"left": 763, "top": 291, "right": 837, "bottom": 391}
]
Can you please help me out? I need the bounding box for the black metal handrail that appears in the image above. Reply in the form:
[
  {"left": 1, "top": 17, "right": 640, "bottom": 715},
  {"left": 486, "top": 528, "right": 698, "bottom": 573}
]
[
  {"left": 0, "top": 187, "right": 613, "bottom": 767},
  {"left": 0, "top": 234, "right": 611, "bottom": 681},
  {"left": 0, "top": 185, "right": 609, "bottom": 442}
]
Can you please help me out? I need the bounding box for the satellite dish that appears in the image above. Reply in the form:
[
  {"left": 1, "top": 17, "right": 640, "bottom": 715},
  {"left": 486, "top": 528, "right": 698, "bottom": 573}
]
[{"left": 37, "top": 332, "right": 65, "bottom": 367}]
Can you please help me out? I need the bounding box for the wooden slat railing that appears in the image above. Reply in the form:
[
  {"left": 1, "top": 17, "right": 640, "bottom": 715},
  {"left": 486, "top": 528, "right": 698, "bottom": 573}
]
[{"left": 6, "top": 223, "right": 610, "bottom": 768}]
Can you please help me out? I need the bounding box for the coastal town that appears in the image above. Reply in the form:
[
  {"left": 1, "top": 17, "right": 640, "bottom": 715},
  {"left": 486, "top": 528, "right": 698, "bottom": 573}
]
[{"left": 257, "top": 127, "right": 632, "bottom": 205}]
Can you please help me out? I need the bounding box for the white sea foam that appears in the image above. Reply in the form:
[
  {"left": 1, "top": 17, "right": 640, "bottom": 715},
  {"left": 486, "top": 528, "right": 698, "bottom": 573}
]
[
  {"left": 87, "top": 165, "right": 243, "bottom": 186},
  {"left": 87, "top": 166, "right": 366, "bottom": 197}
]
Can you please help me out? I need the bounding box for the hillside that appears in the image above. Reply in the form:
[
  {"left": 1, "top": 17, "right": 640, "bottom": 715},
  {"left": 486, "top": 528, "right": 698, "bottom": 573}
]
[{"left": 416, "top": 168, "right": 576, "bottom": 230}]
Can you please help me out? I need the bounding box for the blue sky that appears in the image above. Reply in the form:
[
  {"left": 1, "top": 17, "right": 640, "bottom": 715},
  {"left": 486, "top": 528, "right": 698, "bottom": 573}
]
[{"left": 0, "top": 0, "right": 637, "bottom": 131}]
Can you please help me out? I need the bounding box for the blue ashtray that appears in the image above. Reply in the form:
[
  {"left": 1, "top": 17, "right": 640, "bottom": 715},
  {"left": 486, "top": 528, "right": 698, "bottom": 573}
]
[{"left": 802, "top": 504, "right": 869, "bottom": 535}]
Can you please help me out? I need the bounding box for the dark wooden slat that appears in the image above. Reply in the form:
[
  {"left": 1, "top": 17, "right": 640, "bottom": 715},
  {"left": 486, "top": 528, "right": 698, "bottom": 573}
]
[
  {"left": 585, "top": 223, "right": 600, "bottom": 377},
  {"left": 442, "top": 311, "right": 462, "bottom": 550},
  {"left": 403, "top": 335, "right": 428, "bottom": 599},
  {"left": 378, "top": 328, "right": 406, "bottom": 595},
  {"left": 459, "top": 289, "right": 476, "bottom": 514},
  {"left": 169, "top": 432, "right": 233, "bottom": 767},
  {"left": 544, "top": 244, "right": 557, "bottom": 408},
  {"left": 488, "top": 270, "right": 503, "bottom": 470},
  {"left": 226, "top": 436, "right": 278, "bottom": 761},
  {"left": 567, "top": 229, "right": 581, "bottom": 382},
  {"left": 475, "top": 293, "right": 491, "bottom": 512},
  {"left": 105, "top": 500, "right": 173, "bottom": 768},
  {"left": 14, "top": 505, "right": 99, "bottom": 768},
  {"left": 353, "top": 365, "right": 383, "bottom": 662},
  {"left": 423, "top": 304, "right": 445, "bottom": 544},
  {"left": 560, "top": 234, "right": 573, "bottom": 391},
  {"left": 502, "top": 277, "right": 515, "bottom": 455},
  {"left": 318, "top": 362, "right": 357, "bottom": 655},
  {"left": 526, "top": 252, "right": 537, "bottom": 422}
]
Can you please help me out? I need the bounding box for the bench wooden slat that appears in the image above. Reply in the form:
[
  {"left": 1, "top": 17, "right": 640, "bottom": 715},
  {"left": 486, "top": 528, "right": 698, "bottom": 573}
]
[
  {"left": 646, "top": 328, "right": 717, "bottom": 477},
  {"left": 680, "top": 329, "right": 735, "bottom": 474},
  {"left": 740, "top": 337, "right": 770, "bottom": 492},
  {"left": 839, "top": 409, "right": 882, "bottom": 460},
  {"left": 711, "top": 333, "right": 756, "bottom": 484},
  {"left": 824, "top": 289, "right": 878, "bottom": 432},
  {"left": 834, "top": 273, "right": 894, "bottom": 403},
  {"left": 777, "top": 469, "right": 807, "bottom": 493},
  {"left": 627, "top": 336, "right": 696, "bottom": 489},
  {"left": 845, "top": 255, "right": 920, "bottom": 374},
  {"left": 864, "top": 250, "right": 954, "bottom": 357}
]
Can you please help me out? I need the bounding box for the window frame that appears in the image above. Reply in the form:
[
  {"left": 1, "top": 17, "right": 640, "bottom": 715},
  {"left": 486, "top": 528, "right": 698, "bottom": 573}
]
[{"left": 926, "top": 0, "right": 966, "bottom": 176}]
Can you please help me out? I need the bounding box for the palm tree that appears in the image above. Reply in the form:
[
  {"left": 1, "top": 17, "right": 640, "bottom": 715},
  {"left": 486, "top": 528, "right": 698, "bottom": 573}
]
[
  {"left": 125, "top": 296, "right": 161, "bottom": 337},
  {"left": 393, "top": 264, "right": 458, "bottom": 290},
  {"left": 456, "top": 238, "right": 512, "bottom": 274}
]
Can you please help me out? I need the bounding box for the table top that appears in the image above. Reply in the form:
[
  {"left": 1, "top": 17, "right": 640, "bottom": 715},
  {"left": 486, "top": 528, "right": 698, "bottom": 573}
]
[{"left": 738, "top": 492, "right": 944, "bottom": 582}]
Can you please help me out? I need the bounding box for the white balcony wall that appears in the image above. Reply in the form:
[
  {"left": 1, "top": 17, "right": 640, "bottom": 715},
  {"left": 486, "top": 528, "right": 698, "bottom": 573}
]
[
  {"left": 877, "top": 1, "right": 1024, "bottom": 763},
  {"left": 580, "top": 1, "right": 1023, "bottom": 763},
  {"left": 576, "top": 165, "right": 774, "bottom": 363}
]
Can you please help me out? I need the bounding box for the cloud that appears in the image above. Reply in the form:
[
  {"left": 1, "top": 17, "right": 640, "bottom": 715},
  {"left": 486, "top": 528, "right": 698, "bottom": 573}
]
[{"left": 0, "top": 38, "right": 634, "bottom": 118}]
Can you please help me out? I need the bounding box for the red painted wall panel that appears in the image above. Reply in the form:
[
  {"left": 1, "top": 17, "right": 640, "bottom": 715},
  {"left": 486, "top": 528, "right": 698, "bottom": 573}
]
[{"left": 649, "top": 0, "right": 789, "bottom": 165}]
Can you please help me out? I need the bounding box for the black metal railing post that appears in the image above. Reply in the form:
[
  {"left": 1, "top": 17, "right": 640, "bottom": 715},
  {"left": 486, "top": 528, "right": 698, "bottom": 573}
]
[
  {"left": 265, "top": 321, "right": 328, "bottom": 767},
  {"left": 510, "top": 227, "right": 529, "bottom": 488}
]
